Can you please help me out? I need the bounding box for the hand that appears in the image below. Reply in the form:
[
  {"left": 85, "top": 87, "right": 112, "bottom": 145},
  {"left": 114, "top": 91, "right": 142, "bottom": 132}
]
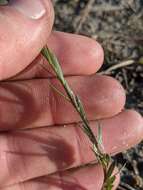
[{"left": 0, "top": 1, "right": 142, "bottom": 189}]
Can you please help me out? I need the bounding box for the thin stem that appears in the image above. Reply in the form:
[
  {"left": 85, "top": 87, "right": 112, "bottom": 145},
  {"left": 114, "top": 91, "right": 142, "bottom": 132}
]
[
  {"left": 41, "top": 46, "right": 116, "bottom": 190},
  {"left": 99, "top": 60, "right": 134, "bottom": 75}
]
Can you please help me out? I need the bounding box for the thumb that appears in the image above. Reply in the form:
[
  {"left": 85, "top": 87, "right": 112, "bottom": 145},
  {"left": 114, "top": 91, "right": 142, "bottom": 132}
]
[{"left": 0, "top": 0, "right": 54, "bottom": 80}]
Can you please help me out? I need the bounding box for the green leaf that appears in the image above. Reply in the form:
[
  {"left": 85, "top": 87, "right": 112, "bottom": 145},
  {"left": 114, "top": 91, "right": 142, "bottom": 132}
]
[
  {"left": 75, "top": 96, "right": 86, "bottom": 117},
  {"left": 0, "top": 0, "right": 9, "bottom": 5},
  {"left": 97, "top": 123, "right": 103, "bottom": 146},
  {"left": 115, "top": 162, "right": 127, "bottom": 176},
  {"left": 106, "top": 175, "right": 116, "bottom": 190},
  {"left": 106, "top": 162, "right": 116, "bottom": 179},
  {"left": 103, "top": 154, "right": 111, "bottom": 166},
  {"left": 49, "top": 82, "right": 70, "bottom": 102},
  {"left": 41, "top": 47, "right": 65, "bottom": 83},
  {"left": 93, "top": 144, "right": 98, "bottom": 155}
]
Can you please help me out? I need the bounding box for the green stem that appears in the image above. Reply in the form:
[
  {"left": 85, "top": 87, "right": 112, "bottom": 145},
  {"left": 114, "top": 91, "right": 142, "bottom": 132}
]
[{"left": 41, "top": 46, "right": 116, "bottom": 190}]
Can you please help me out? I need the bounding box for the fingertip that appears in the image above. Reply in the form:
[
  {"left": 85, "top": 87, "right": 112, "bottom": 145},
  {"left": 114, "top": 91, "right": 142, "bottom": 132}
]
[
  {"left": 88, "top": 75, "right": 126, "bottom": 118},
  {"left": 103, "top": 75, "right": 126, "bottom": 115},
  {"left": 48, "top": 32, "right": 104, "bottom": 75},
  {"left": 80, "top": 37, "right": 104, "bottom": 75},
  {"left": 125, "top": 110, "right": 143, "bottom": 144},
  {"left": 87, "top": 39, "right": 104, "bottom": 74},
  {"left": 102, "top": 109, "right": 143, "bottom": 154}
]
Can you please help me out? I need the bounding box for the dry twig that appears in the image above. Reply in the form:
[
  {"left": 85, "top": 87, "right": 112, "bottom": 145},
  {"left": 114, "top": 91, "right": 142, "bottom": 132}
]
[
  {"left": 119, "top": 182, "right": 137, "bottom": 190},
  {"left": 99, "top": 60, "right": 135, "bottom": 75},
  {"left": 75, "top": 0, "right": 95, "bottom": 33}
]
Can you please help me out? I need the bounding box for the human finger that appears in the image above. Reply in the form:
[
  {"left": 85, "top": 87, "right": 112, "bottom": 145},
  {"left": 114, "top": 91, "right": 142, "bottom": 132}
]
[
  {"left": 0, "top": 110, "right": 142, "bottom": 186},
  {"left": 1, "top": 164, "right": 120, "bottom": 190},
  {"left": 0, "top": 0, "right": 54, "bottom": 80},
  {"left": 0, "top": 75, "right": 125, "bottom": 130},
  {"left": 11, "top": 31, "right": 104, "bottom": 80}
]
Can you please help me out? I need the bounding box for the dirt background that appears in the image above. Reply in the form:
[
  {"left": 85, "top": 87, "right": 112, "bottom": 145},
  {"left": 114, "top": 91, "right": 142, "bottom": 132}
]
[{"left": 53, "top": 0, "right": 143, "bottom": 189}]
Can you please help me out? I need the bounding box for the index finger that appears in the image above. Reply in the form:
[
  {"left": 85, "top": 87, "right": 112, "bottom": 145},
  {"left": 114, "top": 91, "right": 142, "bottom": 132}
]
[{"left": 11, "top": 31, "right": 104, "bottom": 80}]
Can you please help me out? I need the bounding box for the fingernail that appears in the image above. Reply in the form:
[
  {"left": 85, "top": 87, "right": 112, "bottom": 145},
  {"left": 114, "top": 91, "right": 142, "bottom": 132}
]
[{"left": 9, "top": 0, "right": 46, "bottom": 19}]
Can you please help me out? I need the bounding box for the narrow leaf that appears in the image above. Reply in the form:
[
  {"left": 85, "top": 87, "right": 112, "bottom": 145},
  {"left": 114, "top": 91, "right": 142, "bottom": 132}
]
[
  {"left": 97, "top": 123, "right": 103, "bottom": 146},
  {"left": 49, "top": 82, "right": 70, "bottom": 102},
  {"left": 106, "top": 162, "right": 116, "bottom": 179},
  {"left": 106, "top": 176, "right": 116, "bottom": 190}
]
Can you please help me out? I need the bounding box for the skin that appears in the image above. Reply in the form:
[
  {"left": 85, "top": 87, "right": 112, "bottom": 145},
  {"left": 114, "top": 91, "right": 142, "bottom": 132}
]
[{"left": 0, "top": 0, "right": 143, "bottom": 189}]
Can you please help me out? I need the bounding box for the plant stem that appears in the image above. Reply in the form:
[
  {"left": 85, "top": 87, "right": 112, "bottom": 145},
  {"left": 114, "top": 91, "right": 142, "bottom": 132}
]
[{"left": 41, "top": 46, "right": 116, "bottom": 190}]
